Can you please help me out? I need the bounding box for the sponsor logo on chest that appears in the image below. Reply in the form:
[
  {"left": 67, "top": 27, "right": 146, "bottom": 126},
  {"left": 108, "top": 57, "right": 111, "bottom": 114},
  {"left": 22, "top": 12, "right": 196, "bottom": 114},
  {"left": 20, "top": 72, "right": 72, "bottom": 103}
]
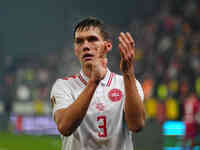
[{"left": 96, "top": 102, "right": 105, "bottom": 111}]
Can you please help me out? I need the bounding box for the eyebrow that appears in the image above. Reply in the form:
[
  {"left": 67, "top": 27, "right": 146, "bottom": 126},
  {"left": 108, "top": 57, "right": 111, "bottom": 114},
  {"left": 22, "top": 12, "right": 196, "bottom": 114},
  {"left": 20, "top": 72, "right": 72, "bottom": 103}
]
[
  {"left": 75, "top": 35, "right": 99, "bottom": 41},
  {"left": 87, "top": 35, "right": 98, "bottom": 40}
]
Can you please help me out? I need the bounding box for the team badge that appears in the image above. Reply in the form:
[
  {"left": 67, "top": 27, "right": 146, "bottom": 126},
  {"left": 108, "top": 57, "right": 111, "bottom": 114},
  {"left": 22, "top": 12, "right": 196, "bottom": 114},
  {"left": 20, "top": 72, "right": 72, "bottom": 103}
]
[
  {"left": 96, "top": 102, "right": 105, "bottom": 111},
  {"left": 108, "top": 89, "right": 122, "bottom": 102},
  {"left": 50, "top": 96, "right": 56, "bottom": 108},
  {"left": 108, "top": 88, "right": 122, "bottom": 102}
]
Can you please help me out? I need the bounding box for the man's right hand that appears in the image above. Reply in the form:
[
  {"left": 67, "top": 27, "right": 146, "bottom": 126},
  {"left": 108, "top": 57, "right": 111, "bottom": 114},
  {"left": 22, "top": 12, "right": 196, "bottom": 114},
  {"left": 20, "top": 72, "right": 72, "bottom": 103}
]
[
  {"left": 90, "top": 57, "right": 107, "bottom": 83},
  {"left": 90, "top": 41, "right": 109, "bottom": 83}
]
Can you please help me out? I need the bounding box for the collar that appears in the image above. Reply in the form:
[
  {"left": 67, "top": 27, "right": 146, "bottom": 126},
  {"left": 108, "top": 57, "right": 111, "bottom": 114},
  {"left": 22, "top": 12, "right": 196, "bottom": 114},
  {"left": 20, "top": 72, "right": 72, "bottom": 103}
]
[{"left": 78, "top": 68, "right": 114, "bottom": 86}]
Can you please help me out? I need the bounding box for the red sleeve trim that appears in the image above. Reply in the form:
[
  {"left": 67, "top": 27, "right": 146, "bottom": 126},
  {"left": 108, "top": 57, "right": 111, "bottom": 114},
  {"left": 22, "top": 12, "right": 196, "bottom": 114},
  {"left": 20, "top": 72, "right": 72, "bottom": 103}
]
[{"left": 63, "top": 74, "right": 77, "bottom": 80}]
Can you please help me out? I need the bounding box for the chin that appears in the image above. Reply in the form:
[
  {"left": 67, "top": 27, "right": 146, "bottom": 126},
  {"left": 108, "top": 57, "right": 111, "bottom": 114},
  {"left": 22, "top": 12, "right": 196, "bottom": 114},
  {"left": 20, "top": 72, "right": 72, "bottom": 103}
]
[{"left": 84, "top": 61, "right": 93, "bottom": 68}]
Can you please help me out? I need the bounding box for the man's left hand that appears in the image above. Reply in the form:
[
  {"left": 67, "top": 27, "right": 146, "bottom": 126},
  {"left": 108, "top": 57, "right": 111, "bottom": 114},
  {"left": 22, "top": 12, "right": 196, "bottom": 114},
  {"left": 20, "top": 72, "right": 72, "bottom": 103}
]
[{"left": 118, "top": 32, "right": 135, "bottom": 75}]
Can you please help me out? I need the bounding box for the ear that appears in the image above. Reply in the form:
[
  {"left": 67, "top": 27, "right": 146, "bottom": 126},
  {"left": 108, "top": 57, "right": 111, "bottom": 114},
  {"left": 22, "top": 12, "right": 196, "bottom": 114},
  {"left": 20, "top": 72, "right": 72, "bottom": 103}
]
[
  {"left": 74, "top": 49, "right": 78, "bottom": 57},
  {"left": 74, "top": 44, "right": 79, "bottom": 58},
  {"left": 105, "top": 40, "right": 112, "bottom": 52}
]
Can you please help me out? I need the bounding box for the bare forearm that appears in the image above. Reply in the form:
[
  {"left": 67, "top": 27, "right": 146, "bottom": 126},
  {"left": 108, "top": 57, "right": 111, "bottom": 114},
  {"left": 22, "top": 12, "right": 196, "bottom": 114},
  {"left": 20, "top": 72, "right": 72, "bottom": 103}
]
[
  {"left": 123, "top": 73, "right": 145, "bottom": 132},
  {"left": 117, "top": 32, "right": 145, "bottom": 132},
  {"left": 55, "top": 80, "right": 98, "bottom": 136}
]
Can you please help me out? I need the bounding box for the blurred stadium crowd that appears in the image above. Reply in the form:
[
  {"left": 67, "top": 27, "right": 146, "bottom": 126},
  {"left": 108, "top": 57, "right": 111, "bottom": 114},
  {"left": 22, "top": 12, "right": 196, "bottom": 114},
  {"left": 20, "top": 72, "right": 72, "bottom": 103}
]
[{"left": 0, "top": 0, "right": 200, "bottom": 129}]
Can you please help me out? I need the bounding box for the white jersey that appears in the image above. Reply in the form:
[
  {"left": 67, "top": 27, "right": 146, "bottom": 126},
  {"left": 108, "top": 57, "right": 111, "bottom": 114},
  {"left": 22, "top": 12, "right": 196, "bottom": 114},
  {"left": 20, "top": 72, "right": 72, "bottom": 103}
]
[{"left": 50, "top": 69, "right": 144, "bottom": 150}]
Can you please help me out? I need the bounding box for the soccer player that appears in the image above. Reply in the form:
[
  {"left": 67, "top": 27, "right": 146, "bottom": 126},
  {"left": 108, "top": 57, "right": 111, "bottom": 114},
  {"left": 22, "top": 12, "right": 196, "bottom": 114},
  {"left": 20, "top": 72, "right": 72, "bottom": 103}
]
[
  {"left": 182, "top": 93, "right": 200, "bottom": 150},
  {"left": 50, "top": 17, "right": 146, "bottom": 150}
]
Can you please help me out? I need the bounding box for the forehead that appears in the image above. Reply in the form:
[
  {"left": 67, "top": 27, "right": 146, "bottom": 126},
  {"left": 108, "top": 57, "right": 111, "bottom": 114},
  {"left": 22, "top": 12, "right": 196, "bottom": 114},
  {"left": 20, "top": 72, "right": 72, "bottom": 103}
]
[{"left": 75, "top": 27, "right": 103, "bottom": 39}]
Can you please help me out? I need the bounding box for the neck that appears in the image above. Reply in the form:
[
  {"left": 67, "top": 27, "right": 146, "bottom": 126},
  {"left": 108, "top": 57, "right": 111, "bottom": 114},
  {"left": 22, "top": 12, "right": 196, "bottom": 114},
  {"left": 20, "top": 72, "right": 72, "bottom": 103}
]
[
  {"left": 82, "top": 64, "right": 108, "bottom": 79},
  {"left": 82, "top": 65, "right": 92, "bottom": 78}
]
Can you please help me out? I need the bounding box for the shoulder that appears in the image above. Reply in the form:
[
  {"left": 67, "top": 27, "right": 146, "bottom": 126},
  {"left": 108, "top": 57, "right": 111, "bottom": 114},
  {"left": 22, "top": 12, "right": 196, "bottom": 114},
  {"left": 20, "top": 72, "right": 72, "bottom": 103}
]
[
  {"left": 112, "top": 73, "right": 123, "bottom": 82},
  {"left": 51, "top": 74, "right": 79, "bottom": 90},
  {"left": 113, "top": 73, "right": 142, "bottom": 86},
  {"left": 63, "top": 74, "right": 79, "bottom": 81},
  {"left": 113, "top": 73, "right": 144, "bottom": 100}
]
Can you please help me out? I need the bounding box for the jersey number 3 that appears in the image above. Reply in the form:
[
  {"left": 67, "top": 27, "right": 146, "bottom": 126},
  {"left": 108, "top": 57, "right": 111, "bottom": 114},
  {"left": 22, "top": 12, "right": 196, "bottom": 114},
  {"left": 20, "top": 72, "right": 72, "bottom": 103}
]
[{"left": 97, "top": 116, "right": 107, "bottom": 137}]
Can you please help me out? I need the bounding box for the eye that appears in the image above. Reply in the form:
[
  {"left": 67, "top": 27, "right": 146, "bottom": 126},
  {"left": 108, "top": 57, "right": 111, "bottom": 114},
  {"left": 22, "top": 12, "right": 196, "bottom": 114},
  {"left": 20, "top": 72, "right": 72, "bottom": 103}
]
[
  {"left": 75, "top": 38, "right": 83, "bottom": 44},
  {"left": 88, "top": 36, "right": 98, "bottom": 42}
]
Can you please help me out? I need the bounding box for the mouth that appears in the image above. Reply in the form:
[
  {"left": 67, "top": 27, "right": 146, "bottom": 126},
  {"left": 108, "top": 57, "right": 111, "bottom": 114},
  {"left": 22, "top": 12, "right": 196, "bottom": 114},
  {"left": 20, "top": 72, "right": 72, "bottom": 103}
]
[{"left": 82, "top": 53, "right": 94, "bottom": 61}]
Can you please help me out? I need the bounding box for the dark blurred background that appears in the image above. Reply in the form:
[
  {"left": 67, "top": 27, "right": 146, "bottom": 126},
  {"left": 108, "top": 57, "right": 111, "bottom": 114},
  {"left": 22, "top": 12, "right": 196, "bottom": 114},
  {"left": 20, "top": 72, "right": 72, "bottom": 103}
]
[{"left": 1, "top": 0, "right": 200, "bottom": 150}]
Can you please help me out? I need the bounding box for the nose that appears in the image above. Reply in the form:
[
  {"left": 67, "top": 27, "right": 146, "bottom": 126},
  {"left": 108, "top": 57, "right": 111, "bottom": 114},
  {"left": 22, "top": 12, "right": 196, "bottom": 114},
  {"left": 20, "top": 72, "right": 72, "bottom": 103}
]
[
  {"left": 82, "top": 40, "right": 90, "bottom": 52},
  {"left": 83, "top": 46, "right": 90, "bottom": 51}
]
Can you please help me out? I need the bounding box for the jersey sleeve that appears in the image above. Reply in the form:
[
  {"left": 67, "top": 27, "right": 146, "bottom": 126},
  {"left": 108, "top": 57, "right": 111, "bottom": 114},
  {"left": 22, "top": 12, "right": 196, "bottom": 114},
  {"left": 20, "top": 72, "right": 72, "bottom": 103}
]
[
  {"left": 136, "top": 79, "right": 144, "bottom": 102},
  {"left": 50, "top": 79, "right": 74, "bottom": 117}
]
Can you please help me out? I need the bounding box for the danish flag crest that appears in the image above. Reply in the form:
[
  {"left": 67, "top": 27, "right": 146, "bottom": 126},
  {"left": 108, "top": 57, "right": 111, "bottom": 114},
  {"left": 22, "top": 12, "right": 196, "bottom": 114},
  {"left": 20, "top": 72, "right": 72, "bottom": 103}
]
[{"left": 108, "top": 88, "right": 122, "bottom": 102}]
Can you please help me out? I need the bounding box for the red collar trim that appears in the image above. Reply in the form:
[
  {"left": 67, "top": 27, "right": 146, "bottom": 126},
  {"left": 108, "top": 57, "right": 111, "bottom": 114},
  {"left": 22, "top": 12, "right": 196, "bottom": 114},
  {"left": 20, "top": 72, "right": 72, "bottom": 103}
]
[
  {"left": 106, "top": 73, "right": 114, "bottom": 87},
  {"left": 78, "top": 73, "right": 87, "bottom": 85}
]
